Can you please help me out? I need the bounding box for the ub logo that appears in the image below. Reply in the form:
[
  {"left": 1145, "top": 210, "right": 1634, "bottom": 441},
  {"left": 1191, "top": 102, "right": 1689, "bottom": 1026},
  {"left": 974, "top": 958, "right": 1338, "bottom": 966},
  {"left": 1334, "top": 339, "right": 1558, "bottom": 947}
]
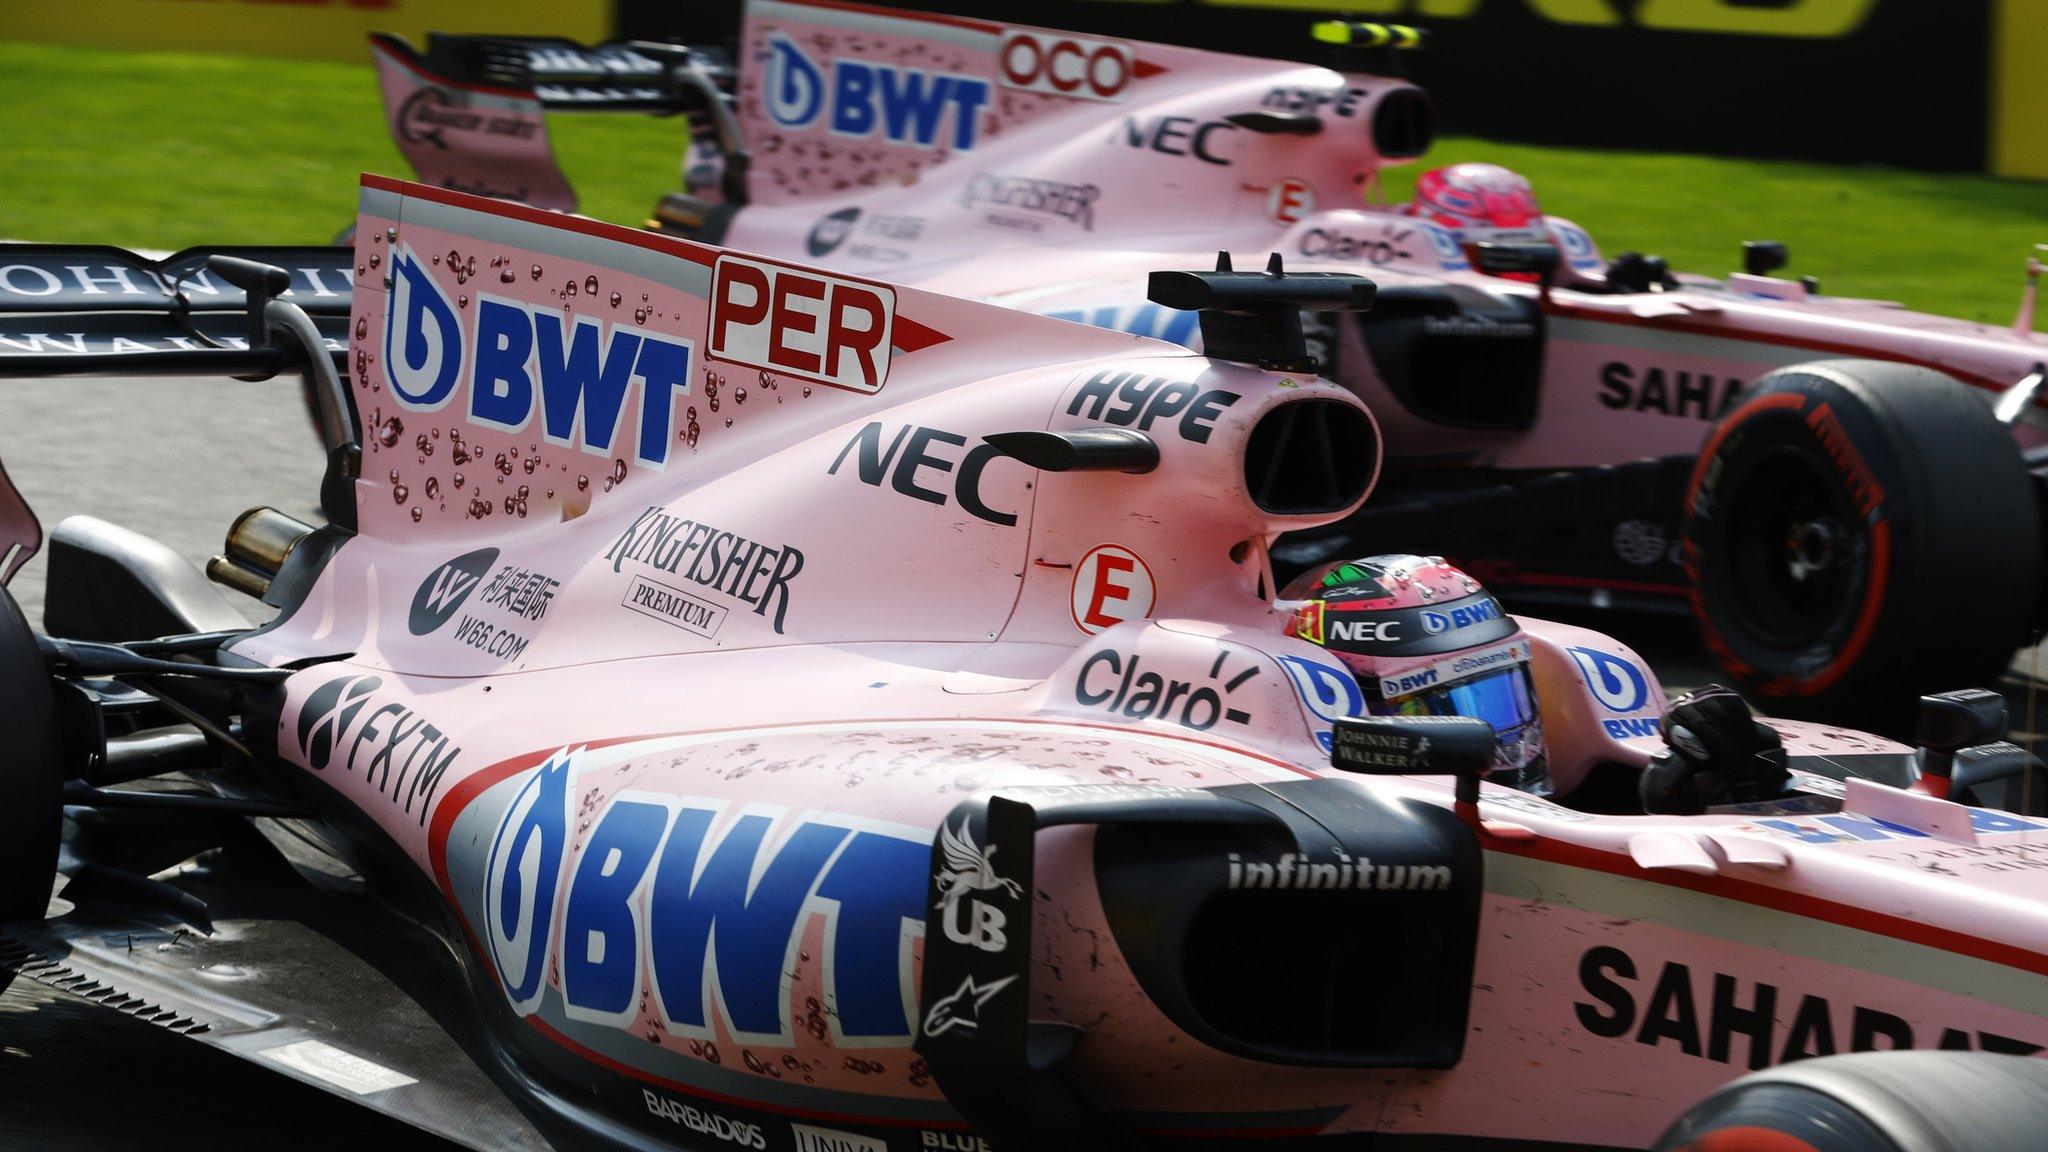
[{"left": 934, "top": 818, "right": 1020, "bottom": 953}]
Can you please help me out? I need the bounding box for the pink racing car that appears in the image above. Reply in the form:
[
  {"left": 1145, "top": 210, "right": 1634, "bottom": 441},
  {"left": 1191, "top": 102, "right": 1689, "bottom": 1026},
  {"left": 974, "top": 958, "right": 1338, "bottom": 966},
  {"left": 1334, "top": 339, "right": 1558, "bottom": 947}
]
[
  {"left": 3, "top": 174, "right": 2048, "bottom": 1151},
  {"left": 356, "top": 1, "right": 2048, "bottom": 732}
]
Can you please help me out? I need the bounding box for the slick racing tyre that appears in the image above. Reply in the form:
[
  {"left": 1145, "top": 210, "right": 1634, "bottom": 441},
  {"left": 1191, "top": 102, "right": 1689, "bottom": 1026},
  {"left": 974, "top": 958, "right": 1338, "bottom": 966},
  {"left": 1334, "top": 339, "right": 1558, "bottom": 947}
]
[
  {"left": 1683, "top": 360, "right": 2040, "bottom": 731},
  {"left": 1654, "top": 1051, "right": 2048, "bottom": 1152},
  {"left": 0, "top": 581, "right": 61, "bottom": 921}
]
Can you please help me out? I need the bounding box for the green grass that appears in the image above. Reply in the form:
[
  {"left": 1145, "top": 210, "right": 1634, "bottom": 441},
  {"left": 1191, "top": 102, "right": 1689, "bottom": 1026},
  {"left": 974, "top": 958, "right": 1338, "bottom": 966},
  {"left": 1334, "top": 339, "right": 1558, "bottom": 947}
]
[{"left": 3, "top": 40, "right": 2043, "bottom": 324}]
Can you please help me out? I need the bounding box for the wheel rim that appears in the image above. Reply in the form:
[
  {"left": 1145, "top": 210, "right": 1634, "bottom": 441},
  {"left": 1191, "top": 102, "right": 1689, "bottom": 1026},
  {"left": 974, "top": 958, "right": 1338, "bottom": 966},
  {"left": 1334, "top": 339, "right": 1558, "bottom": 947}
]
[{"left": 1719, "top": 447, "right": 1868, "bottom": 649}]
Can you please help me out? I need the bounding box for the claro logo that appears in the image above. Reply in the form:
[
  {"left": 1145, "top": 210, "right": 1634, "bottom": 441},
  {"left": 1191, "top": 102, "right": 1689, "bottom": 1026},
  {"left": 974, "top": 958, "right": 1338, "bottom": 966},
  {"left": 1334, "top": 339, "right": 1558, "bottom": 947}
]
[{"left": 1169, "top": 0, "right": 1876, "bottom": 38}]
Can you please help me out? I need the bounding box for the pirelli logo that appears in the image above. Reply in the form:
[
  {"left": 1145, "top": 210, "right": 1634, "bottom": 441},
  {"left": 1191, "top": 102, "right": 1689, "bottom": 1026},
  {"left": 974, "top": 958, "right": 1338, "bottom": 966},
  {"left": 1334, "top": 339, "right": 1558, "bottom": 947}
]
[{"left": 621, "top": 573, "right": 727, "bottom": 638}]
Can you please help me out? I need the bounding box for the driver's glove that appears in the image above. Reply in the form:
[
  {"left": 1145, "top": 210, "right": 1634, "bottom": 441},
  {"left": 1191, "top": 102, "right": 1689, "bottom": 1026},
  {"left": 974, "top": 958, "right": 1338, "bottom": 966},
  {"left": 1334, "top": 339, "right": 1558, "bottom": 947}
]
[{"left": 1639, "top": 684, "right": 1789, "bottom": 815}]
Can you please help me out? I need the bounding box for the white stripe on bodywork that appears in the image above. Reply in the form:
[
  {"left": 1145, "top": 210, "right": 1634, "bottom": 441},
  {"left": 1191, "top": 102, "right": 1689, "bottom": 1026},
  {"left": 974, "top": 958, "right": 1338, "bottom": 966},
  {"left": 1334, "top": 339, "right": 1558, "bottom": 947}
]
[
  {"left": 1488, "top": 850, "right": 2048, "bottom": 1015},
  {"left": 1549, "top": 315, "right": 1841, "bottom": 370}
]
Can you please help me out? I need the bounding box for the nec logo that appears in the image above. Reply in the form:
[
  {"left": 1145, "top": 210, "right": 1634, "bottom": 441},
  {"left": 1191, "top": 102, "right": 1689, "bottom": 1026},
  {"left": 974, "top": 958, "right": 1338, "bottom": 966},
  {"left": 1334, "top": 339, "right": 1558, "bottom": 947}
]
[
  {"left": 383, "top": 245, "right": 696, "bottom": 467},
  {"left": 1421, "top": 598, "right": 1503, "bottom": 635},
  {"left": 1329, "top": 619, "right": 1399, "bottom": 643},
  {"left": 765, "top": 34, "right": 990, "bottom": 151},
  {"left": 998, "top": 31, "right": 1134, "bottom": 102},
  {"left": 710, "top": 254, "right": 894, "bottom": 394}
]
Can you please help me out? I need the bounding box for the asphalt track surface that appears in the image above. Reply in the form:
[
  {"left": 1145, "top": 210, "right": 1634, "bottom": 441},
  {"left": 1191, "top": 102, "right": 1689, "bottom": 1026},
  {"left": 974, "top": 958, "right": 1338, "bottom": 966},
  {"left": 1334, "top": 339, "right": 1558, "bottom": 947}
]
[{"left": 0, "top": 373, "right": 2040, "bottom": 1150}]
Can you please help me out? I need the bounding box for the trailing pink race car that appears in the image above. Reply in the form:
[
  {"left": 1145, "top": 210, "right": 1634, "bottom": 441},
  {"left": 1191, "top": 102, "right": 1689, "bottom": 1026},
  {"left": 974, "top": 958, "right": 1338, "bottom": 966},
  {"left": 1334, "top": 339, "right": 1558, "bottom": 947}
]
[
  {"left": 3, "top": 174, "right": 2048, "bottom": 1151},
  {"left": 354, "top": 1, "right": 2048, "bottom": 732}
]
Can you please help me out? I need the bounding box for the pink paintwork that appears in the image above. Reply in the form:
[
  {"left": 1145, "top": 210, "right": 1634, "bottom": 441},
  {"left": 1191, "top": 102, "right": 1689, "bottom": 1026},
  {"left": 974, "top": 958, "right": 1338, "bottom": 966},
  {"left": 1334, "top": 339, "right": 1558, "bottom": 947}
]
[
  {"left": 207, "top": 171, "right": 2048, "bottom": 1150},
  {"left": 687, "top": 0, "right": 2048, "bottom": 479}
]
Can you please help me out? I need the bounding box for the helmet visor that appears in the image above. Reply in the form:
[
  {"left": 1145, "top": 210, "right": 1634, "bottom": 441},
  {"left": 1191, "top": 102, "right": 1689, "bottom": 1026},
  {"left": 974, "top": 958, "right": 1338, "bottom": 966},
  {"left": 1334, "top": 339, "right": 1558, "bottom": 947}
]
[
  {"left": 1371, "top": 666, "right": 1536, "bottom": 731},
  {"left": 1368, "top": 665, "right": 1549, "bottom": 793}
]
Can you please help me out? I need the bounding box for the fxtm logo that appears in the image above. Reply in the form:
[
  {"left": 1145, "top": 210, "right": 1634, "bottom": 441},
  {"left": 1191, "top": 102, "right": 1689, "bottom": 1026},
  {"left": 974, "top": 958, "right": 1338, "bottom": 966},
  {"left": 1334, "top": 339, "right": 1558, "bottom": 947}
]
[
  {"left": 410, "top": 547, "right": 498, "bottom": 635},
  {"left": 479, "top": 750, "right": 931, "bottom": 1040},
  {"left": 765, "top": 34, "right": 990, "bottom": 151},
  {"left": 294, "top": 672, "right": 459, "bottom": 826},
  {"left": 383, "top": 245, "right": 696, "bottom": 467},
  {"left": 1566, "top": 645, "right": 1651, "bottom": 714}
]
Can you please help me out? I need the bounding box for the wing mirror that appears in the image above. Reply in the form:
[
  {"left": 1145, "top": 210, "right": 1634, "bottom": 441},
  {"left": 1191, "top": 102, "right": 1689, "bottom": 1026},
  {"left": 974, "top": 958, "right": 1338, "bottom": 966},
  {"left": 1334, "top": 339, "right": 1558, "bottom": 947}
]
[
  {"left": 1742, "top": 240, "right": 1789, "bottom": 276},
  {"left": 1329, "top": 715, "right": 1495, "bottom": 807},
  {"left": 1471, "top": 242, "right": 1560, "bottom": 278}
]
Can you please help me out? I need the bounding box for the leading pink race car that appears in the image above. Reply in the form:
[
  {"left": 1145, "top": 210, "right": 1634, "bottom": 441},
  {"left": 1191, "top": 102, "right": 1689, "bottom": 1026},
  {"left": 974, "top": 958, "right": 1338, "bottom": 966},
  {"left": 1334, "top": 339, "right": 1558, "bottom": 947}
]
[
  {"left": 354, "top": 0, "right": 2048, "bottom": 733},
  {"left": 2, "top": 167, "right": 2048, "bottom": 1149}
]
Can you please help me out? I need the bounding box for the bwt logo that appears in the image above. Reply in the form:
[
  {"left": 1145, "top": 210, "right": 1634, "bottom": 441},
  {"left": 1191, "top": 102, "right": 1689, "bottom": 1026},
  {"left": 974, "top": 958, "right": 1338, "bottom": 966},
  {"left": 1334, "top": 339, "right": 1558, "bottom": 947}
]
[
  {"left": 1422, "top": 597, "right": 1503, "bottom": 635},
  {"left": 709, "top": 254, "right": 894, "bottom": 394},
  {"left": 766, "top": 34, "right": 991, "bottom": 151},
  {"left": 1276, "top": 654, "right": 1365, "bottom": 753},
  {"left": 383, "top": 245, "right": 696, "bottom": 467},
  {"left": 1566, "top": 645, "right": 1652, "bottom": 714},
  {"left": 479, "top": 751, "right": 931, "bottom": 1043}
]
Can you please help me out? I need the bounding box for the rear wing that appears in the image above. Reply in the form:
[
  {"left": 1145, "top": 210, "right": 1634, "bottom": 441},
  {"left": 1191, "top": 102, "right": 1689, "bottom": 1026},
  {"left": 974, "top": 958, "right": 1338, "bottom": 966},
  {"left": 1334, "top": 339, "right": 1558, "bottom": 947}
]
[
  {"left": 369, "top": 32, "right": 744, "bottom": 215},
  {"left": 0, "top": 245, "right": 362, "bottom": 537},
  {"left": 0, "top": 244, "right": 351, "bottom": 364}
]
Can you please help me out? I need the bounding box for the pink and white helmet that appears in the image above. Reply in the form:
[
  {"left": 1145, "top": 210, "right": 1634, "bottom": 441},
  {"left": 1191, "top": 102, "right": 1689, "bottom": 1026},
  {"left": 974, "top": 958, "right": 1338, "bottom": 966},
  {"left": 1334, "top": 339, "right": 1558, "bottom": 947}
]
[
  {"left": 1404, "top": 162, "right": 1543, "bottom": 237},
  {"left": 1283, "top": 555, "right": 1549, "bottom": 793}
]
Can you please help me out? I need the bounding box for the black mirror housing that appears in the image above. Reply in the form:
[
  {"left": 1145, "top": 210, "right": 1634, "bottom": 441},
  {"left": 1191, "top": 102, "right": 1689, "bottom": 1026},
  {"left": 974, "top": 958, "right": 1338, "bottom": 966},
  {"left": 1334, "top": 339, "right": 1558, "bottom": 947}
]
[{"left": 1471, "top": 242, "right": 1561, "bottom": 279}]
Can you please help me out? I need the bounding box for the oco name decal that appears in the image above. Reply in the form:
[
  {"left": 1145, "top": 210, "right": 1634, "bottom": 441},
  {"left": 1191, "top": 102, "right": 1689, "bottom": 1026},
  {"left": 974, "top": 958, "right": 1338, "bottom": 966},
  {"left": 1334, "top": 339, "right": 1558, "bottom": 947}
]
[{"left": 481, "top": 751, "right": 929, "bottom": 1043}]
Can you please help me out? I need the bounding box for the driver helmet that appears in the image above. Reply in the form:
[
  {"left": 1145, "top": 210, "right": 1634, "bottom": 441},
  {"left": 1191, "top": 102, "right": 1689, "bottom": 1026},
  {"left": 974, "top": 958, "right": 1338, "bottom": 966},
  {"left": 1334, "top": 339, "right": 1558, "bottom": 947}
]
[
  {"left": 1283, "top": 555, "right": 1550, "bottom": 794},
  {"left": 1404, "top": 162, "right": 1544, "bottom": 240}
]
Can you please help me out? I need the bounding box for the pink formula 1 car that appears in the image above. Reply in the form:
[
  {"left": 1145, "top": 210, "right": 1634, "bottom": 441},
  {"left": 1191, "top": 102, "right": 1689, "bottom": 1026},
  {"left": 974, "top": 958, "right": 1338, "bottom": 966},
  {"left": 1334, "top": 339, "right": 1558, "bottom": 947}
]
[
  {"left": 4, "top": 176, "right": 2048, "bottom": 1151},
  {"left": 354, "top": 1, "right": 2048, "bottom": 732}
]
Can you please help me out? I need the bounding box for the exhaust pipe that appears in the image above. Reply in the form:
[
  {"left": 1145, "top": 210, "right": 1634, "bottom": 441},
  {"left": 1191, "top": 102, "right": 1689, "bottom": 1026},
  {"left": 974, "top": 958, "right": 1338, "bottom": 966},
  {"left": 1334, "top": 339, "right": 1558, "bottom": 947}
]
[{"left": 207, "top": 506, "right": 313, "bottom": 598}]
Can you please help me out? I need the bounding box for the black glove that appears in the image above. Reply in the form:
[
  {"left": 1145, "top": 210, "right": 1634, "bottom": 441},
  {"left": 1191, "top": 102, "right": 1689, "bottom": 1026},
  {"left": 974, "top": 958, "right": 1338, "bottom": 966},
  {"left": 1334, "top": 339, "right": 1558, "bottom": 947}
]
[{"left": 1639, "top": 685, "right": 1790, "bottom": 815}]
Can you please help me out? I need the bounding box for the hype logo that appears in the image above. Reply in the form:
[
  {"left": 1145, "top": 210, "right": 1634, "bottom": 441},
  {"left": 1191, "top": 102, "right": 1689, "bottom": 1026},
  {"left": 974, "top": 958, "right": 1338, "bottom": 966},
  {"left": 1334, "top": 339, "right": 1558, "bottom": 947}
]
[
  {"left": 485, "top": 749, "right": 576, "bottom": 1015},
  {"left": 1566, "top": 646, "right": 1651, "bottom": 714}
]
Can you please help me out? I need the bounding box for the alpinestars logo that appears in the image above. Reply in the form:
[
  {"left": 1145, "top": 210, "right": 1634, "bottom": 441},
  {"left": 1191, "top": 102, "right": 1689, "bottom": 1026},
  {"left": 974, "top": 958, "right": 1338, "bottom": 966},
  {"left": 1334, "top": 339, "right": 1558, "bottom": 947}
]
[
  {"left": 934, "top": 819, "right": 1020, "bottom": 953},
  {"left": 921, "top": 974, "right": 1018, "bottom": 1038},
  {"left": 410, "top": 547, "right": 499, "bottom": 635}
]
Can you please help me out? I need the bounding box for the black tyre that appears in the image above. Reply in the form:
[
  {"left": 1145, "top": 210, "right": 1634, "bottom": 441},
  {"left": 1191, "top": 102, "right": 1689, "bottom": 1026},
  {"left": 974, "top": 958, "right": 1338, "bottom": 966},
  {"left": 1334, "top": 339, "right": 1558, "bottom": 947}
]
[
  {"left": 1655, "top": 1051, "right": 2048, "bottom": 1152},
  {"left": 0, "top": 581, "right": 61, "bottom": 921},
  {"left": 1683, "top": 360, "right": 2040, "bottom": 731}
]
